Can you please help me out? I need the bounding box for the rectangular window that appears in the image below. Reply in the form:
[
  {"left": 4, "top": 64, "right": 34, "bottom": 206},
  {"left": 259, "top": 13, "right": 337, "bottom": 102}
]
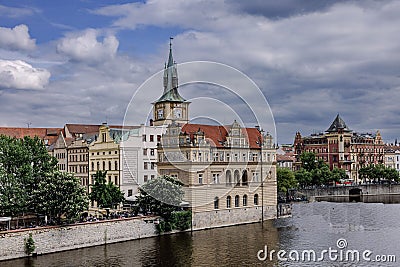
[
  {"left": 114, "top": 176, "right": 118, "bottom": 185},
  {"left": 150, "top": 149, "right": 155, "bottom": 156},
  {"left": 102, "top": 133, "right": 106, "bottom": 143},
  {"left": 128, "top": 189, "right": 133, "bottom": 197},
  {"left": 142, "top": 134, "right": 146, "bottom": 142},
  {"left": 157, "top": 135, "right": 161, "bottom": 142},
  {"left": 151, "top": 162, "right": 155, "bottom": 169},
  {"left": 143, "top": 148, "right": 147, "bottom": 156},
  {"left": 213, "top": 152, "right": 219, "bottom": 162},
  {"left": 151, "top": 175, "right": 155, "bottom": 180},
  {"left": 150, "top": 135, "right": 154, "bottom": 142},
  {"left": 144, "top": 162, "right": 148, "bottom": 170},
  {"left": 144, "top": 175, "right": 148, "bottom": 182},
  {"left": 198, "top": 173, "right": 203, "bottom": 184},
  {"left": 212, "top": 173, "right": 220, "bottom": 184}
]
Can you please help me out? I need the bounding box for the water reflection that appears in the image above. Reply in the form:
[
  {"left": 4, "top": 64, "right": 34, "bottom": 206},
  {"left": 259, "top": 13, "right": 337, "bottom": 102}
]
[{"left": 3, "top": 202, "right": 400, "bottom": 266}]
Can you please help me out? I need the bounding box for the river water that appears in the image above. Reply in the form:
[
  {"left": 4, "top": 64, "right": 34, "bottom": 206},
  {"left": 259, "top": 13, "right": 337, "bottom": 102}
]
[{"left": 3, "top": 201, "right": 400, "bottom": 267}]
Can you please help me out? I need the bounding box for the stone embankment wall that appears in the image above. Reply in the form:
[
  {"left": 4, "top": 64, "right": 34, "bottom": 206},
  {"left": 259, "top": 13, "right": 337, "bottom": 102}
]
[
  {"left": 0, "top": 217, "right": 157, "bottom": 261},
  {"left": 192, "top": 205, "right": 276, "bottom": 230},
  {"left": 297, "top": 184, "right": 400, "bottom": 199}
]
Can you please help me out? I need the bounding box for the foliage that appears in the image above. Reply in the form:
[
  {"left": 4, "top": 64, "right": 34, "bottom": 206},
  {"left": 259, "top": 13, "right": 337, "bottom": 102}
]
[
  {"left": 295, "top": 168, "right": 312, "bottom": 188},
  {"left": 0, "top": 135, "right": 88, "bottom": 224},
  {"left": 136, "top": 175, "right": 189, "bottom": 233},
  {"left": 296, "top": 152, "right": 348, "bottom": 187},
  {"left": 89, "top": 171, "right": 125, "bottom": 209},
  {"left": 277, "top": 167, "right": 298, "bottom": 193},
  {"left": 359, "top": 164, "right": 400, "bottom": 183},
  {"left": 135, "top": 175, "right": 184, "bottom": 220},
  {"left": 35, "top": 172, "right": 88, "bottom": 222},
  {"left": 0, "top": 135, "right": 58, "bottom": 217},
  {"left": 24, "top": 233, "right": 36, "bottom": 255}
]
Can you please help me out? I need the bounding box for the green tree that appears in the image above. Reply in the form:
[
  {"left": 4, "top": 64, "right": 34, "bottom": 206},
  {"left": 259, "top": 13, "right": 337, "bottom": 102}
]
[
  {"left": 384, "top": 167, "right": 400, "bottom": 183},
  {"left": 90, "top": 171, "right": 124, "bottom": 209},
  {"left": 300, "top": 152, "right": 317, "bottom": 171},
  {"left": 331, "top": 167, "right": 346, "bottom": 184},
  {"left": 0, "top": 135, "right": 57, "bottom": 217},
  {"left": 135, "top": 175, "right": 186, "bottom": 231},
  {"left": 277, "top": 167, "right": 298, "bottom": 193},
  {"left": 35, "top": 172, "right": 88, "bottom": 222},
  {"left": 295, "top": 168, "right": 312, "bottom": 188}
]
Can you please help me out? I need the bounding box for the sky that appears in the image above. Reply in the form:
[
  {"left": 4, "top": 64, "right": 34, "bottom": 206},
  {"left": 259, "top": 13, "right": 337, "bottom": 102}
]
[{"left": 0, "top": 0, "right": 399, "bottom": 144}]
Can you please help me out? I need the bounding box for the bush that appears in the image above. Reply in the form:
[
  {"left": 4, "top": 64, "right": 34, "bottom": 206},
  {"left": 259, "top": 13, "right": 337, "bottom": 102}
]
[
  {"left": 156, "top": 211, "right": 192, "bottom": 233},
  {"left": 25, "top": 233, "right": 36, "bottom": 255}
]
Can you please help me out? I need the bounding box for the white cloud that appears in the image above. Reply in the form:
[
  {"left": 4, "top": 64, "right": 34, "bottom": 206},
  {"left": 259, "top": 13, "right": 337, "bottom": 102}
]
[
  {"left": 56, "top": 29, "right": 119, "bottom": 63},
  {"left": 0, "top": 24, "right": 36, "bottom": 51},
  {"left": 0, "top": 5, "right": 36, "bottom": 18},
  {"left": 0, "top": 60, "right": 50, "bottom": 90}
]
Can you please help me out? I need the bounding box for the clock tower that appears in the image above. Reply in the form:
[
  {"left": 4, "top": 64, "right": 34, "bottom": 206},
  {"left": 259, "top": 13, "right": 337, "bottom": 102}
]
[{"left": 153, "top": 39, "right": 189, "bottom": 126}]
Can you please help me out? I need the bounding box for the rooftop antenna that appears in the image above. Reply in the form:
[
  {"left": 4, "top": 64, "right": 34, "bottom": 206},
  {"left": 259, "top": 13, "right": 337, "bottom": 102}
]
[{"left": 169, "top": 37, "right": 173, "bottom": 49}]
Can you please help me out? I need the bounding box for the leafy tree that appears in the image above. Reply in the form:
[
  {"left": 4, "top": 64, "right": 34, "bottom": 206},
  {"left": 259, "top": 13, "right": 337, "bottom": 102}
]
[
  {"left": 295, "top": 168, "right": 312, "bottom": 188},
  {"left": 90, "top": 171, "right": 124, "bottom": 209},
  {"left": 24, "top": 233, "right": 36, "bottom": 255},
  {"left": 331, "top": 167, "right": 346, "bottom": 184},
  {"left": 0, "top": 135, "right": 57, "bottom": 217},
  {"left": 300, "top": 152, "right": 317, "bottom": 171},
  {"left": 277, "top": 167, "right": 298, "bottom": 193},
  {"left": 384, "top": 167, "right": 400, "bottom": 183},
  {"left": 135, "top": 175, "right": 186, "bottom": 230},
  {"left": 35, "top": 172, "right": 88, "bottom": 222}
]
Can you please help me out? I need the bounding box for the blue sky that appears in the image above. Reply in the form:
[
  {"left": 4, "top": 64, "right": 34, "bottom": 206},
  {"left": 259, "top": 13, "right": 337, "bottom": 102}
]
[{"left": 0, "top": 0, "right": 400, "bottom": 144}]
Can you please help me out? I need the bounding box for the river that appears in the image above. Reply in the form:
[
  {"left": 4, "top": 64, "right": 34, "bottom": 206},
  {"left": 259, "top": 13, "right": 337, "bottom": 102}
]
[{"left": 3, "top": 201, "right": 399, "bottom": 266}]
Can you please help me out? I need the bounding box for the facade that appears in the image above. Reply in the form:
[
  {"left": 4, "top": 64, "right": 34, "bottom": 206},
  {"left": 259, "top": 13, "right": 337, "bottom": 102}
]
[
  {"left": 88, "top": 124, "right": 122, "bottom": 207},
  {"left": 294, "top": 114, "right": 385, "bottom": 182},
  {"left": 385, "top": 145, "right": 400, "bottom": 174},
  {"left": 154, "top": 44, "right": 277, "bottom": 228},
  {"left": 120, "top": 125, "right": 165, "bottom": 201}
]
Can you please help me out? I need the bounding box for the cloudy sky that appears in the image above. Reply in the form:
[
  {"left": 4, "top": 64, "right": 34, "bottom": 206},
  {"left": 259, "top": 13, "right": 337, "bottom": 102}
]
[{"left": 0, "top": 0, "right": 399, "bottom": 144}]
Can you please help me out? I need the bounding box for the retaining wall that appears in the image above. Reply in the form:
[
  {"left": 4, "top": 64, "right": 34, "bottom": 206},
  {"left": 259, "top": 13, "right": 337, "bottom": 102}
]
[{"left": 0, "top": 217, "right": 157, "bottom": 261}]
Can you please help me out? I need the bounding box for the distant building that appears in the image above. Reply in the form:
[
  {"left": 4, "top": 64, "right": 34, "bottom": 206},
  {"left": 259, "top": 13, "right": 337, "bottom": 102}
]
[
  {"left": 294, "top": 114, "right": 385, "bottom": 182},
  {"left": 384, "top": 145, "right": 400, "bottom": 174}
]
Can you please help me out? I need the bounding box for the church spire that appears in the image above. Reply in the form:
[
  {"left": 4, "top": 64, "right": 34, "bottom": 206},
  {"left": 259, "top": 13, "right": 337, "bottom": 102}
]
[{"left": 158, "top": 38, "right": 185, "bottom": 102}]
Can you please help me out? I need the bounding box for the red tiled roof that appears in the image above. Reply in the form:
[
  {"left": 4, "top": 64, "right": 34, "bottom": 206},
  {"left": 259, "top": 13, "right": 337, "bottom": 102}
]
[
  {"left": 0, "top": 127, "right": 63, "bottom": 145},
  {"left": 181, "top": 123, "right": 263, "bottom": 149},
  {"left": 277, "top": 154, "right": 295, "bottom": 162}
]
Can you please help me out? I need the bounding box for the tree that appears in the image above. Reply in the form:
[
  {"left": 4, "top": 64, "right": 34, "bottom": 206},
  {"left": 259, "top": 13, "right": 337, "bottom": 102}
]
[
  {"left": 89, "top": 171, "right": 124, "bottom": 209},
  {"left": 135, "top": 175, "right": 185, "bottom": 227},
  {"left": 35, "top": 172, "right": 88, "bottom": 222},
  {"left": 277, "top": 167, "right": 298, "bottom": 193},
  {"left": 331, "top": 167, "right": 346, "bottom": 184},
  {"left": 295, "top": 168, "right": 312, "bottom": 188},
  {"left": 0, "top": 135, "right": 58, "bottom": 217},
  {"left": 300, "top": 152, "right": 317, "bottom": 171}
]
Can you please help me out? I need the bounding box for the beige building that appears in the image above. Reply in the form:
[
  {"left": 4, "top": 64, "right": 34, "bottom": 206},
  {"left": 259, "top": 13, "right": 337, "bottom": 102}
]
[{"left": 154, "top": 44, "right": 277, "bottom": 229}]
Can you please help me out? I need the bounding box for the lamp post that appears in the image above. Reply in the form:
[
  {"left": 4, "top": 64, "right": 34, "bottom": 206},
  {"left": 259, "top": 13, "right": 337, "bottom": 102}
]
[{"left": 257, "top": 129, "right": 265, "bottom": 224}]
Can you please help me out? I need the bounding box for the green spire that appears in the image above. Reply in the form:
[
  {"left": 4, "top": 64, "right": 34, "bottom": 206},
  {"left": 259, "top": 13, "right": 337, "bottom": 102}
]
[{"left": 156, "top": 38, "right": 185, "bottom": 103}]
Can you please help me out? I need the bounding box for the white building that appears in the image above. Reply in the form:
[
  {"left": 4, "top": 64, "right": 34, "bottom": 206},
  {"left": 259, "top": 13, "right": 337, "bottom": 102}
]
[{"left": 120, "top": 125, "right": 166, "bottom": 201}]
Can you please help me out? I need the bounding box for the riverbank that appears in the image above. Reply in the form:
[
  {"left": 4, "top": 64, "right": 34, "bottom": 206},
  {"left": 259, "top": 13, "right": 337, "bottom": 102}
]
[{"left": 0, "top": 216, "right": 158, "bottom": 261}]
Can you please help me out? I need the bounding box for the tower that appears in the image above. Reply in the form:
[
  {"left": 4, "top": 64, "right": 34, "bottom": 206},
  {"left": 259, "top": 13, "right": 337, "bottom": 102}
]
[{"left": 153, "top": 39, "right": 189, "bottom": 126}]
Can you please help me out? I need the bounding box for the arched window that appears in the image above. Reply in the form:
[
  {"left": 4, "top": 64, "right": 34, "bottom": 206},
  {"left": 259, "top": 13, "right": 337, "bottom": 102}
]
[
  {"left": 97, "top": 162, "right": 100, "bottom": 171},
  {"left": 242, "top": 170, "right": 248, "bottom": 186},
  {"left": 234, "top": 170, "right": 240, "bottom": 186},
  {"left": 226, "top": 196, "right": 231, "bottom": 208},
  {"left": 115, "top": 161, "right": 118, "bottom": 170},
  {"left": 226, "top": 170, "right": 232, "bottom": 185},
  {"left": 109, "top": 161, "right": 112, "bottom": 171},
  {"left": 214, "top": 197, "right": 219, "bottom": 209},
  {"left": 254, "top": 194, "right": 259, "bottom": 205},
  {"left": 235, "top": 195, "right": 239, "bottom": 207},
  {"left": 91, "top": 162, "right": 94, "bottom": 171},
  {"left": 243, "top": 194, "right": 248, "bottom": 206},
  {"left": 103, "top": 161, "right": 106, "bottom": 170}
]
